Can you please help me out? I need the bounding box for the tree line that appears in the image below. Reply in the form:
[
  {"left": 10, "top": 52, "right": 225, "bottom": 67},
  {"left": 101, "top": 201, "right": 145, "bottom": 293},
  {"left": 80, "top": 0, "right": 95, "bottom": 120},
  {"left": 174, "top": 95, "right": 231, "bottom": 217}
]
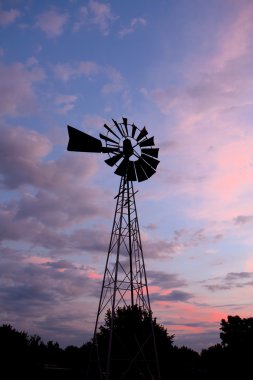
[{"left": 0, "top": 308, "right": 252, "bottom": 379}]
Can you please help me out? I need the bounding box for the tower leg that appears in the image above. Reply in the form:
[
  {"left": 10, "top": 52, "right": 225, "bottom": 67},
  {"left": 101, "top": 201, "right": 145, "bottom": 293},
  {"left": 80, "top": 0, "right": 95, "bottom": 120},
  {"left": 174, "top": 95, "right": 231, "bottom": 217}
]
[{"left": 88, "top": 175, "right": 160, "bottom": 380}]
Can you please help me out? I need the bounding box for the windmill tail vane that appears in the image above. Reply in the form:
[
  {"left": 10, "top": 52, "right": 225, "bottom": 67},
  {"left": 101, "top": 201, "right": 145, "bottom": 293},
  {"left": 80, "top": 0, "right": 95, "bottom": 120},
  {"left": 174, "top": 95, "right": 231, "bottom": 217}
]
[{"left": 67, "top": 117, "right": 161, "bottom": 380}]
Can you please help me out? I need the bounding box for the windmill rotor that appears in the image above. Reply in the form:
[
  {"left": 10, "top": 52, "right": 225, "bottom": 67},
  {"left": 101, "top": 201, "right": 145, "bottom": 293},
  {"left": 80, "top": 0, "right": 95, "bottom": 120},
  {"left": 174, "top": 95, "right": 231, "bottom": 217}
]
[{"left": 67, "top": 117, "right": 160, "bottom": 182}]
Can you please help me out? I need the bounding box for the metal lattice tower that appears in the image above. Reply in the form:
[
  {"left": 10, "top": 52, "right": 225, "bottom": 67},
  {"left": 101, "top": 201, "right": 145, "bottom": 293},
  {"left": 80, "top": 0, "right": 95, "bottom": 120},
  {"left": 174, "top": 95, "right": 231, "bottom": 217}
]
[
  {"left": 96, "top": 177, "right": 151, "bottom": 315},
  {"left": 67, "top": 117, "right": 161, "bottom": 380}
]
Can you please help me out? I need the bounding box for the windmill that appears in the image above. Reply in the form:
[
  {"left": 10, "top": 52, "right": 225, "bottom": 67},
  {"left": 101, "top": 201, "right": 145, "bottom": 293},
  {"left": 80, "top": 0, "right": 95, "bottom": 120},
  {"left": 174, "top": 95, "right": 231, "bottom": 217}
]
[{"left": 67, "top": 117, "right": 160, "bottom": 380}]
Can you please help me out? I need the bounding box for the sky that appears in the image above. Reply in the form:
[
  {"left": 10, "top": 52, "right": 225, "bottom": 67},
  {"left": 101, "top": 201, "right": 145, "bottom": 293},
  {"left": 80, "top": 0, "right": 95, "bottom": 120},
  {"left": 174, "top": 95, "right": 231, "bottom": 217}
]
[{"left": 1, "top": 0, "right": 253, "bottom": 353}]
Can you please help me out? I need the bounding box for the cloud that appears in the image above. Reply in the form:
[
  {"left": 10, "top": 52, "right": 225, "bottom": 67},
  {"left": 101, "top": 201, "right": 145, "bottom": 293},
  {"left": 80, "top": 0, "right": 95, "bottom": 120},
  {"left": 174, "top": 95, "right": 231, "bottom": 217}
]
[
  {"left": 0, "top": 125, "right": 112, "bottom": 253},
  {"left": 204, "top": 271, "right": 253, "bottom": 292},
  {"left": 225, "top": 272, "right": 253, "bottom": 281},
  {"left": 145, "top": 4, "right": 253, "bottom": 226},
  {"left": 151, "top": 290, "right": 193, "bottom": 302},
  {"left": 142, "top": 228, "right": 222, "bottom": 259},
  {"left": 148, "top": 270, "right": 187, "bottom": 288},
  {"left": 212, "top": 3, "right": 253, "bottom": 69},
  {"left": 119, "top": 17, "right": 147, "bottom": 37},
  {"left": 53, "top": 61, "right": 99, "bottom": 81},
  {"left": 55, "top": 94, "right": 77, "bottom": 114},
  {"left": 144, "top": 223, "right": 157, "bottom": 230},
  {"left": 35, "top": 8, "right": 68, "bottom": 38},
  {"left": 0, "top": 251, "right": 99, "bottom": 346},
  {"left": 73, "top": 0, "right": 117, "bottom": 35},
  {"left": 0, "top": 8, "right": 21, "bottom": 26},
  {"left": 143, "top": 238, "right": 182, "bottom": 258},
  {"left": 234, "top": 215, "right": 253, "bottom": 225},
  {"left": 53, "top": 60, "right": 125, "bottom": 95},
  {"left": 101, "top": 66, "right": 124, "bottom": 94},
  {"left": 150, "top": 4, "right": 253, "bottom": 117},
  {"left": 0, "top": 62, "right": 46, "bottom": 117}
]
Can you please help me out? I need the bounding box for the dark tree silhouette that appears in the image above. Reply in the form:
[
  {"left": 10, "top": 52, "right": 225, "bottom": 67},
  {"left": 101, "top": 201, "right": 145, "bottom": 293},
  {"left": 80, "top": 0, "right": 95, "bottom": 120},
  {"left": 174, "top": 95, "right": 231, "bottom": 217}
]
[
  {"left": 220, "top": 315, "right": 253, "bottom": 349},
  {"left": 88, "top": 304, "right": 174, "bottom": 379},
  {"left": 219, "top": 315, "right": 253, "bottom": 376},
  {"left": 5, "top": 314, "right": 253, "bottom": 379}
]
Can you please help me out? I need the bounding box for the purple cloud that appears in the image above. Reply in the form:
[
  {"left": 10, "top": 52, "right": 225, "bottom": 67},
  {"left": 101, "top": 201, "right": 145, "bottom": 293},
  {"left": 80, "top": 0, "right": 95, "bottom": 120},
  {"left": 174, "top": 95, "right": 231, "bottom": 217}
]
[
  {"left": 35, "top": 8, "right": 68, "bottom": 38},
  {"left": 204, "top": 271, "right": 253, "bottom": 292},
  {"left": 0, "top": 125, "right": 115, "bottom": 265},
  {"left": 151, "top": 290, "right": 193, "bottom": 302},
  {"left": 0, "top": 62, "right": 46, "bottom": 117},
  {"left": 148, "top": 270, "right": 187, "bottom": 288},
  {"left": 234, "top": 215, "right": 253, "bottom": 224},
  {"left": 73, "top": 0, "right": 117, "bottom": 35},
  {"left": 119, "top": 17, "right": 147, "bottom": 37},
  {"left": 0, "top": 8, "right": 21, "bottom": 26},
  {"left": 0, "top": 251, "right": 99, "bottom": 346}
]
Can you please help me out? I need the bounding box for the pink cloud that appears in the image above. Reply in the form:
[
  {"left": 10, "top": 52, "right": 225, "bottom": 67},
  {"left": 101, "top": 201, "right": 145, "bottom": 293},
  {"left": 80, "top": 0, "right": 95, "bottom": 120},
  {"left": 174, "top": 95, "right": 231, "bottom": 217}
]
[
  {"left": 53, "top": 61, "right": 99, "bottom": 81},
  {"left": 0, "top": 8, "right": 20, "bottom": 26},
  {"left": 159, "top": 303, "right": 226, "bottom": 333},
  {"left": 0, "top": 62, "right": 46, "bottom": 116},
  {"left": 36, "top": 8, "right": 68, "bottom": 38},
  {"left": 73, "top": 0, "right": 117, "bottom": 35},
  {"left": 87, "top": 270, "right": 103, "bottom": 280},
  {"left": 53, "top": 60, "right": 125, "bottom": 95},
  {"left": 23, "top": 256, "right": 54, "bottom": 265},
  {"left": 212, "top": 3, "right": 253, "bottom": 69},
  {"left": 101, "top": 66, "right": 124, "bottom": 94},
  {"left": 148, "top": 5, "right": 253, "bottom": 227},
  {"left": 181, "top": 133, "right": 253, "bottom": 222},
  {"left": 148, "top": 3, "right": 253, "bottom": 122},
  {"left": 245, "top": 258, "right": 253, "bottom": 271},
  {"left": 55, "top": 94, "right": 77, "bottom": 114},
  {"left": 202, "top": 139, "right": 253, "bottom": 203}
]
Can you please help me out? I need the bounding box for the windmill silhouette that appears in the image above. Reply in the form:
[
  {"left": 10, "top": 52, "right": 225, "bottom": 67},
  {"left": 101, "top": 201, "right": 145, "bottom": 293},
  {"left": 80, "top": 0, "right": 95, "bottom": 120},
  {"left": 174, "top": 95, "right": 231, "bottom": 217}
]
[{"left": 67, "top": 117, "right": 160, "bottom": 380}]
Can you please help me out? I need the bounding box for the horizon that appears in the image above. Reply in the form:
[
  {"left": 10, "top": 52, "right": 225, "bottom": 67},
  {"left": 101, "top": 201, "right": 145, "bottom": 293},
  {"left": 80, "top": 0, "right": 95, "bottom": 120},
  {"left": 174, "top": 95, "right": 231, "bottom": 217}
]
[{"left": 1, "top": 0, "right": 253, "bottom": 354}]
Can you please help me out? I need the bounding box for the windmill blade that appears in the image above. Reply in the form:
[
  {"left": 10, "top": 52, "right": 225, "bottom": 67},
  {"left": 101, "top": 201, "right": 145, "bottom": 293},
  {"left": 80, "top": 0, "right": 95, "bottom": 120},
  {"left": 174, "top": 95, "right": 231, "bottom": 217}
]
[
  {"left": 67, "top": 125, "right": 102, "bottom": 152},
  {"left": 114, "top": 157, "right": 129, "bottom": 177},
  {"left": 138, "top": 157, "right": 156, "bottom": 178},
  {"left": 131, "top": 124, "right": 137, "bottom": 138},
  {"left": 139, "top": 136, "right": 155, "bottom": 147},
  {"left": 141, "top": 153, "right": 160, "bottom": 170},
  {"left": 112, "top": 119, "right": 125, "bottom": 137},
  {"left": 127, "top": 161, "right": 137, "bottom": 181},
  {"left": 136, "top": 127, "right": 148, "bottom": 142},
  {"left": 122, "top": 117, "right": 128, "bottom": 135},
  {"left": 104, "top": 153, "right": 123, "bottom": 167},
  {"left": 99, "top": 133, "right": 119, "bottom": 145},
  {"left": 141, "top": 148, "right": 159, "bottom": 158},
  {"left": 134, "top": 160, "right": 149, "bottom": 182},
  {"left": 103, "top": 124, "right": 121, "bottom": 140}
]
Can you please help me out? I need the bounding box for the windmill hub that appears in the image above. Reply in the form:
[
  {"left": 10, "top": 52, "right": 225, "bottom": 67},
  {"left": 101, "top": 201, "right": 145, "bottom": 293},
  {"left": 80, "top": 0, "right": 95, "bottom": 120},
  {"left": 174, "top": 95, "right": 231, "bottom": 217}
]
[
  {"left": 122, "top": 138, "right": 133, "bottom": 157},
  {"left": 122, "top": 138, "right": 133, "bottom": 158}
]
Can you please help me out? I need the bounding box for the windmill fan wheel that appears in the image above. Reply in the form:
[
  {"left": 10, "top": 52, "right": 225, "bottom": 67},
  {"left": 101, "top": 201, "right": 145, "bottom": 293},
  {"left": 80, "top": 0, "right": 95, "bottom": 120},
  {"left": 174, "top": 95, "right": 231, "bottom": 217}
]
[{"left": 101, "top": 117, "right": 160, "bottom": 182}]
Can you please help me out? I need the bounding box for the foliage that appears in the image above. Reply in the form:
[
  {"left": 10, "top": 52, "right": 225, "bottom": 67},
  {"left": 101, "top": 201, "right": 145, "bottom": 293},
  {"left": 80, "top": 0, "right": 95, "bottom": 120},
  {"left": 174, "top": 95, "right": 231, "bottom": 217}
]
[
  {"left": 1, "top": 313, "right": 253, "bottom": 379},
  {"left": 220, "top": 315, "right": 253, "bottom": 350}
]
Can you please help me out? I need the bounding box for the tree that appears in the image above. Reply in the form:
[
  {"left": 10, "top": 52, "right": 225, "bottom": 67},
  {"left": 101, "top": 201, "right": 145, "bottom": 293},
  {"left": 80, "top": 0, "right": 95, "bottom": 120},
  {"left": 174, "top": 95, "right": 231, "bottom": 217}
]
[
  {"left": 220, "top": 315, "right": 253, "bottom": 350},
  {"left": 0, "top": 324, "right": 30, "bottom": 377},
  {"left": 219, "top": 315, "right": 253, "bottom": 376},
  {"left": 88, "top": 304, "right": 174, "bottom": 379}
]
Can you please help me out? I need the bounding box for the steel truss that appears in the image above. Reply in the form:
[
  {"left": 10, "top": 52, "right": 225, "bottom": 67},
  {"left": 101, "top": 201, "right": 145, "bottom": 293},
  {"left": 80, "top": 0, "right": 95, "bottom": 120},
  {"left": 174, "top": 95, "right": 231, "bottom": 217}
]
[{"left": 87, "top": 175, "right": 160, "bottom": 380}]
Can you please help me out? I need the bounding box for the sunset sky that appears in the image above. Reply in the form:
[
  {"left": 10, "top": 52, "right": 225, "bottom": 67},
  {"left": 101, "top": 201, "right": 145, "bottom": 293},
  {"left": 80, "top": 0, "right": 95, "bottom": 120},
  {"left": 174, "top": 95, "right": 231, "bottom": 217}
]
[{"left": 1, "top": 0, "right": 253, "bottom": 353}]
